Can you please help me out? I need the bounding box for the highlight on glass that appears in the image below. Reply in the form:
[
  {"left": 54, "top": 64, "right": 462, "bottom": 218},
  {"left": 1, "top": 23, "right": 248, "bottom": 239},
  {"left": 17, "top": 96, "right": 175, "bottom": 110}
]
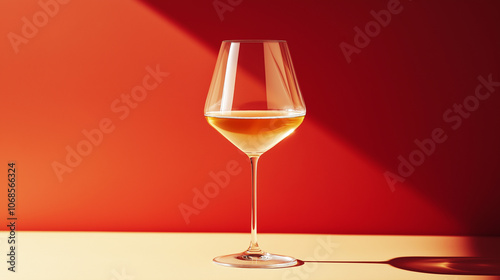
[{"left": 204, "top": 40, "right": 306, "bottom": 268}]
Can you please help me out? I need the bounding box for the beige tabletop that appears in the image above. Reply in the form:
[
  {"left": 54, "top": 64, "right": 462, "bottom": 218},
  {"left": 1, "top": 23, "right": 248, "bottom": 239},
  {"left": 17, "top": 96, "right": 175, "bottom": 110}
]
[{"left": 0, "top": 231, "right": 499, "bottom": 280}]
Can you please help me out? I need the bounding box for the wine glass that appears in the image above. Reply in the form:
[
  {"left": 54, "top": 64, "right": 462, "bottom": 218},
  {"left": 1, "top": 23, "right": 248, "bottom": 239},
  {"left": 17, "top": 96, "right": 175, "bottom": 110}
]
[{"left": 204, "top": 40, "right": 306, "bottom": 268}]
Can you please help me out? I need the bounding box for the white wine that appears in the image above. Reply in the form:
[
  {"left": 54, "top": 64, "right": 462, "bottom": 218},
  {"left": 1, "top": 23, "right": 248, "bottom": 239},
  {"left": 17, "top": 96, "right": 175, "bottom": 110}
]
[{"left": 206, "top": 110, "right": 304, "bottom": 156}]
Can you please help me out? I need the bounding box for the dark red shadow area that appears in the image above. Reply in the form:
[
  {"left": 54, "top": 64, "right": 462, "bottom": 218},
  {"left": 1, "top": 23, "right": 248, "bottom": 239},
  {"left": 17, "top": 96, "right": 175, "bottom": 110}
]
[{"left": 139, "top": 0, "right": 500, "bottom": 236}]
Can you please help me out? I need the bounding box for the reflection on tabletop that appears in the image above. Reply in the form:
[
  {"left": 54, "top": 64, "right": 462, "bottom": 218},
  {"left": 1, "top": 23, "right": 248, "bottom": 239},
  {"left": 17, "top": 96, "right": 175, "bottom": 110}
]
[{"left": 303, "top": 257, "right": 500, "bottom": 276}]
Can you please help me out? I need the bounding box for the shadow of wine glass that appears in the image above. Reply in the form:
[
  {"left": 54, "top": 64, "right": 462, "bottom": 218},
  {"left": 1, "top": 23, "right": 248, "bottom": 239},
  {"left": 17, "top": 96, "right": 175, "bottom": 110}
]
[{"left": 300, "top": 257, "right": 500, "bottom": 275}]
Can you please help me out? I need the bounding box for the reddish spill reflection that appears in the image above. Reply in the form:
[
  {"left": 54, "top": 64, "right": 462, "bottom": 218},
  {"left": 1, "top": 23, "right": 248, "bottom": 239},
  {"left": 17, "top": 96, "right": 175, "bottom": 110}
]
[
  {"left": 389, "top": 257, "right": 500, "bottom": 276},
  {"left": 304, "top": 257, "right": 500, "bottom": 276}
]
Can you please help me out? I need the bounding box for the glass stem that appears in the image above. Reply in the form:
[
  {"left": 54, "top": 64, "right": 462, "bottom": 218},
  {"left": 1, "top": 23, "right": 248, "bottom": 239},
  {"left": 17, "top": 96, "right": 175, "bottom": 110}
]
[{"left": 247, "top": 155, "right": 263, "bottom": 255}]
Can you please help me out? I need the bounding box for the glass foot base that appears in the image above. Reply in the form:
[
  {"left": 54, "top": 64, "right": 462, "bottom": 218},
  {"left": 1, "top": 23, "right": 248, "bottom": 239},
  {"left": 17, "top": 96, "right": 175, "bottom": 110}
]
[{"left": 213, "top": 251, "right": 302, "bottom": 268}]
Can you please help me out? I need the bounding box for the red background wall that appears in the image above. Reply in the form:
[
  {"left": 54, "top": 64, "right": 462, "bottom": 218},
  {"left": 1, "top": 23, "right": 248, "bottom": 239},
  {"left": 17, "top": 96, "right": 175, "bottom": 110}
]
[{"left": 1, "top": 0, "right": 499, "bottom": 235}]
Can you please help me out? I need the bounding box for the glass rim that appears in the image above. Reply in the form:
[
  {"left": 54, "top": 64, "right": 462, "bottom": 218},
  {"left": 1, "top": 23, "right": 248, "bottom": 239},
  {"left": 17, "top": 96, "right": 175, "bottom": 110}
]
[{"left": 222, "top": 39, "right": 287, "bottom": 43}]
